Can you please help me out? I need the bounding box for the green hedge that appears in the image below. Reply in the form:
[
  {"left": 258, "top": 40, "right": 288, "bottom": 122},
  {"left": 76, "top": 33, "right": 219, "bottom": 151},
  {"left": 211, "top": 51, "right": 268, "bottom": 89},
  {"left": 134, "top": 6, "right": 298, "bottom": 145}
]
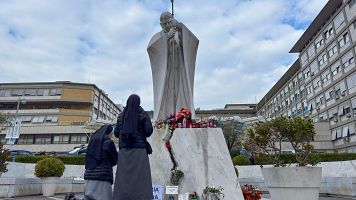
[
  {"left": 233, "top": 155, "right": 251, "bottom": 166},
  {"left": 254, "top": 153, "right": 356, "bottom": 165},
  {"left": 8, "top": 155, "right": 85, "bottom": 165}
]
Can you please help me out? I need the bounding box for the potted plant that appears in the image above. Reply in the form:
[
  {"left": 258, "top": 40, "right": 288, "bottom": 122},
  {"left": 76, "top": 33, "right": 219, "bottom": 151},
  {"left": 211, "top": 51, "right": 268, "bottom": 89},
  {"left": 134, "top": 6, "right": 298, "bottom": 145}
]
[
  {"left": 241, "top": 184, "right": 262, "bottom": 200},
  {"left": 34, "top": 157, "right": 65, "bottom": 197},
  {"left": 245, "top": 116, "right": 321, "bottom": 200},
  {"left": 202, "top": 186, "right": 224, "bottom": 200}
]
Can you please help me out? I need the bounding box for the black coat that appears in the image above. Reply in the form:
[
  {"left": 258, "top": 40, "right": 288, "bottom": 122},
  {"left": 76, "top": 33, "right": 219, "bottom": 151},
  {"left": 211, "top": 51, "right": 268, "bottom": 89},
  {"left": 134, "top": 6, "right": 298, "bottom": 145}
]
[
  {"left": 84, "top": 138, "right": 118, "bottom": 184},
  {"left": 114, "top": 108, "right": 153, "bottom": 149}
]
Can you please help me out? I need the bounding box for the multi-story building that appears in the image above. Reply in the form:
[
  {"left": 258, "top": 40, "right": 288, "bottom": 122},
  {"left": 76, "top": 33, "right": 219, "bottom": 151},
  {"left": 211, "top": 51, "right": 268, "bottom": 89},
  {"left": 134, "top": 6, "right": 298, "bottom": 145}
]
[
  {"left": 196, "top": 104, "right": 257, "bottom": 120},
  {"left": 257, "top": 0, "right": 356, "bottom": 152},
  {"left": 0, "top": 81, "right": 121, "bottom": 152}
]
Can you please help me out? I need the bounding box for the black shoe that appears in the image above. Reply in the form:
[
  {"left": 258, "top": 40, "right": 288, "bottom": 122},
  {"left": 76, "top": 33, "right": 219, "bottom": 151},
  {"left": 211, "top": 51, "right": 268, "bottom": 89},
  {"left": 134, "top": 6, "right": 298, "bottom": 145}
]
[{"left": 64, "top": 193, "right": 75, "bottom": 200}]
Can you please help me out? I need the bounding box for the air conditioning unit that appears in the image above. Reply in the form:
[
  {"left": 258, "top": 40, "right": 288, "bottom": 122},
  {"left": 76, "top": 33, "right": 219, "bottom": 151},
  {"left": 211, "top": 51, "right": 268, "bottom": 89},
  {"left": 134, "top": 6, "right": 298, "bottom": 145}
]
[
  {"left": 341, "top": 91, "right": 346, "bottom": 97},
  {"left": 316, "top": 106, "right": 320, "bottom": 111},
  {"left": 343, "top": 137, "right": 350, "bottom": 143},
  {"left": 346, "top": 113, "right": 352, "bottom": 118},
  {"left": 333, "top": 118, "right": 338, "bottom": 123},
  {"left": 311, "top": 72, "right": 315, "bottom": 76}
]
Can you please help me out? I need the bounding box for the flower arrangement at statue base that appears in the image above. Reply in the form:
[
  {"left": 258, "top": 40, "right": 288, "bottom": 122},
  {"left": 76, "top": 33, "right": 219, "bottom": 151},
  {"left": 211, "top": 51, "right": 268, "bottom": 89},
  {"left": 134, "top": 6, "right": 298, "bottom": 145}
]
[
  {"left": 189, "top": 192, "right": 199, "bottom": 200},
  {"left": 154, "top": 108, "right": 218, "bottom": 130},
  {"left": 241, "top": 184, "right": 262, "bottom": 200},
  {"left": 202, "top": 186, "right": 224, "bottom": 200}
]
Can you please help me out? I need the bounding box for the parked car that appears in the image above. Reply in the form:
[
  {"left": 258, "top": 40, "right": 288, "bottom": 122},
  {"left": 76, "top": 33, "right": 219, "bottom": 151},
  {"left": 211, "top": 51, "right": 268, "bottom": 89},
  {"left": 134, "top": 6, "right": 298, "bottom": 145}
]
[
  {"left": 58, "top": 145, "right": 87, "bottom": 156},
  {"left": 10, "top": 150, "right": 33, "bottom": 156}
]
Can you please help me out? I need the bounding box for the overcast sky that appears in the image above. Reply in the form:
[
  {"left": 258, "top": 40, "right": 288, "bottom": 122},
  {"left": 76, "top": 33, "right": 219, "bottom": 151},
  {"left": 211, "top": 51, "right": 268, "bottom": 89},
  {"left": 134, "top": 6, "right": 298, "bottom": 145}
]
[{"left": 0, "top": 0, "right": 328, "bottom": 110}]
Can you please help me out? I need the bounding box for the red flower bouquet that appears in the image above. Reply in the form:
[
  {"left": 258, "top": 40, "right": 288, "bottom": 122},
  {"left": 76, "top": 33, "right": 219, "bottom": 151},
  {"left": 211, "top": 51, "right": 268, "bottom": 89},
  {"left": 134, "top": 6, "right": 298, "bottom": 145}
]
[{"left": 241, "top": 184, "right": 262, "bottom": 200}]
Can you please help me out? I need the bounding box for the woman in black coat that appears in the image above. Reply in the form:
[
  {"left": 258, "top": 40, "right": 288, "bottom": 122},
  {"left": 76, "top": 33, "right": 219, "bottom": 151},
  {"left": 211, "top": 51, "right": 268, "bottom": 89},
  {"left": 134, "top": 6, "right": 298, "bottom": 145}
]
[
  {"left": 65, "top": 124, "right": 118, "bottom": 200},
  {"left": 113, "top": 94, "right": 153, "bottom": 200}
]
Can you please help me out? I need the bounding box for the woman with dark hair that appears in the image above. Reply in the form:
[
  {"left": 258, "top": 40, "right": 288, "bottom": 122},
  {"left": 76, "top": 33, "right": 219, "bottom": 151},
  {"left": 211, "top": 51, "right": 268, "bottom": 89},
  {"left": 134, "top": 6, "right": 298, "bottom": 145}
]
[
  {"left": 65, "top": 124, "right": 118, "bottom": 200},
  {"left": 113, "top": 94, "right": 154, "bottom": 200}
]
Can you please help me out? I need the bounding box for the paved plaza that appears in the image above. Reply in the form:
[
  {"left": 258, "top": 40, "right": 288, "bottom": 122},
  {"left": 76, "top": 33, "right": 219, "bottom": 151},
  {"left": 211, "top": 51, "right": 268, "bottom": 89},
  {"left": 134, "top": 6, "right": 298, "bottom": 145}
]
[{"left": 2, "top": 195, "right": 356, "bottom": 200}]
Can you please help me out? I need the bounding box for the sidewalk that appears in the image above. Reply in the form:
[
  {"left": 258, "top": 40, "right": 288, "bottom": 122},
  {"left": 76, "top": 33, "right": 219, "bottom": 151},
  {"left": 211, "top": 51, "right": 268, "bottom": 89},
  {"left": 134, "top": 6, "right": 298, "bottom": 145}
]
[{"left": 2, "top": 195, "right": 356, "bottom": 200}]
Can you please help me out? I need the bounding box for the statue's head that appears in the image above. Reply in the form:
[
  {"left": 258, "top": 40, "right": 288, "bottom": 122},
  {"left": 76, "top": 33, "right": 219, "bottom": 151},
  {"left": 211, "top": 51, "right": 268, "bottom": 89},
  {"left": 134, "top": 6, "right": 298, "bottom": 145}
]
[{"left": 160, "top": 12, "right": 173, "bottom": 33}]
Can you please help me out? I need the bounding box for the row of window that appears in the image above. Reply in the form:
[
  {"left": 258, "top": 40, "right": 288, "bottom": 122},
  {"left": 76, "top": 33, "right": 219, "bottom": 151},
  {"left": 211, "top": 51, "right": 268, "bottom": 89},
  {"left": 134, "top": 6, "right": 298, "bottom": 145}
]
[
  {"left": 300, "top": 4, "right": 356, "bottom": 65},
  {"left": 0, "top": 88, "right": 62, "bottom": 97},
  {"left": 18, "top": 115, "right": 58, "bottom": 123},
  {"left": 331, "top": 122, "right": 356, "bottom": 141},
  {"left": 0, "top": 134, "right": 88, "bottom": 145}
]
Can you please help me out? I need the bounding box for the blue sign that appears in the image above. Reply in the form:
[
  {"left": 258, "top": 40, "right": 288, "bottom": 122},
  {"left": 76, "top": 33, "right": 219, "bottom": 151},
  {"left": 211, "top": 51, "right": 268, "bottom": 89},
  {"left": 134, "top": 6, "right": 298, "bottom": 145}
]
[{"left": 152, "top": 185, "right": 163, "bottom": 200}]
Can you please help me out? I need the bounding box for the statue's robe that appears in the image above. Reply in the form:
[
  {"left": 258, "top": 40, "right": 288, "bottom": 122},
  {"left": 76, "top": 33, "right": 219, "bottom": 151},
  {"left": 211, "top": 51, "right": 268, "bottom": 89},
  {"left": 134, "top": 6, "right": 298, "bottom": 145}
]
[{"left": 148, "top": 24, "right": 199, "bottom": 121}]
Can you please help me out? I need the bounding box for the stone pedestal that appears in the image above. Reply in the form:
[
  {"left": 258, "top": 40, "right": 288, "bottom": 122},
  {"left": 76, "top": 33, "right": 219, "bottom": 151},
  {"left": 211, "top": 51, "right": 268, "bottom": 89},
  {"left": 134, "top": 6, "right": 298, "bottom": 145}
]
[{"left": 148, "top": 128, "right": 244, "bottom": 200}]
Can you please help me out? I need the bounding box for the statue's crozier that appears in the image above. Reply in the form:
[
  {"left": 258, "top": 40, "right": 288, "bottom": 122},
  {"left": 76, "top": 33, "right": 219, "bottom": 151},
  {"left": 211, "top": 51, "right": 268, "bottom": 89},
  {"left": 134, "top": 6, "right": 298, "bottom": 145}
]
[{"left": 147, "top": 12, "right": 199, "bottom": 120}]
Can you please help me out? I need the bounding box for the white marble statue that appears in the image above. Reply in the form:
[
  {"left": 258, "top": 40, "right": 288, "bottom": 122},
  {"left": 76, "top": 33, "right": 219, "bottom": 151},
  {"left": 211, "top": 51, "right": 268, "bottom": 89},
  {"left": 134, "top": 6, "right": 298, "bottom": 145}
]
[{"left": 147, "top": 12, "right": 199, "bottom": 121}]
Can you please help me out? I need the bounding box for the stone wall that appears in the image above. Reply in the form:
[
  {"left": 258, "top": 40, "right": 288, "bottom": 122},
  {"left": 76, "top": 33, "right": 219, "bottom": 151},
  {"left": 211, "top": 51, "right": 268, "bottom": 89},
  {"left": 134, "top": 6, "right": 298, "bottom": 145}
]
[{"left": 237, "top": 160, "right": 356, "bottom": 196}]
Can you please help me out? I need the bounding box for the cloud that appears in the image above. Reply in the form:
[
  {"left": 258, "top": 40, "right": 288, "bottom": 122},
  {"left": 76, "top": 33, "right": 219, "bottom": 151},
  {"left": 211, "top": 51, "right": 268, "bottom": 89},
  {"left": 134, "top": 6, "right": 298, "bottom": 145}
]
[{"left": 0, "top": 0, "right": 327, "bottom": 110}]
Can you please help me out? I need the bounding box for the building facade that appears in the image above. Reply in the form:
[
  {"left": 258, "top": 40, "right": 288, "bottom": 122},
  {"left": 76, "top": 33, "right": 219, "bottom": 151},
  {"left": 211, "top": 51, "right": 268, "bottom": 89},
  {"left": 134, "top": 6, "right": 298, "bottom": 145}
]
[
  {"left": 196, "top": 104, "right": 257, "bottom": 120},
  {"left": 257, "top": 0, "right": 356, "bottom": 152},
  {"left": 0, "top": 81, "right": 121, "bottom": 152}
]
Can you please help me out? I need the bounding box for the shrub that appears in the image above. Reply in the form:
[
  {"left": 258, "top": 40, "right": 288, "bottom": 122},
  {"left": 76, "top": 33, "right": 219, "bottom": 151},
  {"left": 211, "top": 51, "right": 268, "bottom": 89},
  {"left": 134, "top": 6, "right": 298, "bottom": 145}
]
[
  {"left": 9, "top": 155, "right": 85, "bottom": 165},
  {"left": 34, "top": 157, "right": 65, "bottom": 178},
  {"left": 245, "top": 116, "right": 316, "bottom": 167},
  {"left": 0, "top": 143, "right": 10, "bottom": 173},
  {"left": 233, "top": 155, "right": 251, "bottom": 166}
]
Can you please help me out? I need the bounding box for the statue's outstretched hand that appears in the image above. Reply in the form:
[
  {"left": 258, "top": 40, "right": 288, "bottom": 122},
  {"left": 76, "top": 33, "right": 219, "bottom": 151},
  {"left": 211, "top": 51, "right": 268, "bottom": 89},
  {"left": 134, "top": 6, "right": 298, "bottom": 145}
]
[{"left": 167, "top": 28, "right": 177, "bottom": 39}]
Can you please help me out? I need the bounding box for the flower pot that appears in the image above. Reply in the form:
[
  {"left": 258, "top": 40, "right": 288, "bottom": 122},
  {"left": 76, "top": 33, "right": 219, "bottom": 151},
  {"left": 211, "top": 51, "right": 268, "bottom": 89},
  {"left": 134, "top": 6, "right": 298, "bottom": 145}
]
[
  {"left": 41, "top": 177, "right": 60, "bottom": 196},
  {"left": 261, "top": 167, "right": 322, "bottom": 200},
  {"left": 202, "top": 193, "right": 222, "bottom": 200}
]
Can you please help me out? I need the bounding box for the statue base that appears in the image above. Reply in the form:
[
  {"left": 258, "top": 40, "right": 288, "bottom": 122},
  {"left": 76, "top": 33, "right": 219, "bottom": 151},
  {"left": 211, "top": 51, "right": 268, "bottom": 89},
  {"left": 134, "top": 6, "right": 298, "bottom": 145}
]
[{"left": 148, "top": 128, "right": 244, "bottom": 200}]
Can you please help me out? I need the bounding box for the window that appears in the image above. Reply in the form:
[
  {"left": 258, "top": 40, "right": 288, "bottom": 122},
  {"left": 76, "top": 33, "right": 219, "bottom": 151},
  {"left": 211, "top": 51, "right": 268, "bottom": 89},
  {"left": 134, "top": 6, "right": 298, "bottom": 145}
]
[
  {"left": 300, "top": 87, "right": 306, "bottom": 98},
  {"left": 317, "top": 94, "right": 325, "bottom": 106},
  {"left": 21, "top": 116, "right": 32, "bottom": 123},
  {"left": 334, "top": 11, "right": 345, "bottom": 30},
  {"left": 298, "top": 72, "right": 303, "bottom": 81},
  {"left": 17, "top": 135, "right": 34, "bottom": 144},
  {"left": 331, "top": 61, "right": 341, "bottom": 76},
  {"left": 327, "top": 42, "right": 338, "bottom": 58},
  {"left": 301, "top": 52, "right": 308, "bottom": 64},
  {"left": 328, "top": 107, "right": 338, "bottom": 123},
  {"left": 331, "top": 129, "right": 337, "bottom": 140},
  {"left": 319, "top": 112, "right": 328, "bottom": 122},
  {"left": 316, "top": 38, "right": 324, "bottom": 49},
  {"left": 34, "top": 135, "right": 51, "bottom": 144},
  {"left": 346, "top": 73, "right": 356, "bottom": 91},
  {"left": 55, "top": 88, "right": 62, "bottom": 95},
  {"left": 352, "top": 98, "right": 356, "bottom": 115},
  {"left": 318, "top": 53, "right": 327, "bottom": 66},
  {"left": 50, "top": 89, "right": 57, "bottom": 96},
  {"left": 324, "top": 26, "right": 333, "bottom": 40},
  {"left": 342, "top": 51, "right": 354, "bottom": 69},
  {"left": 321, "top": 70, "right": 331, "bottom": 84},
  {"left": 70, "top": 135, "right": 88, "bottom": 144},
  {"left": 310, "top": 60, "right": 318, "bottom": 75},
  {"left": 43, "top": 89, "right": 50, "bottom": 96},
  {"left": 325, "top": 88, "right": 335, "bottom": 102},
  {"left": 37, "top": 89, "right": 44, "bottom": 96},
  {"left": 303, "top": 67, "right": 311, "bottom": 79},
  {"left": 306, "top": 84, "right": 313, "bottom": 95},
  {"left": 307, "top": 45, "right": 315, "bottom": 58},
  {"left": 335, "top": 80, "right": 346, "bottom": 96},
  {"left": 53, "top": 135, "right": 69, "bottom": 144},
  {"left": 313, "top": 77, "right": 321, "bottom": 90},
  {"left": 338, "top": 32, "right": 350, "bottom": 48},
  {"left": 308, "top": 100, "right": 316, "bottom": 112},
  {"left": 32, "top": 116, "right": 45, "bottom": 123}
]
